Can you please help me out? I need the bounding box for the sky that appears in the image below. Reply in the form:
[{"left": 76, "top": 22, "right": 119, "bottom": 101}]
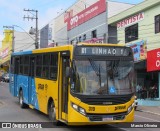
[{"left": 0, "top": 0, "right": 144, "bottom": 46}]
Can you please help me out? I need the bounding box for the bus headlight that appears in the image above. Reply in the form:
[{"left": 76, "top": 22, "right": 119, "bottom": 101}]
[
  {"left": 71, "top": 103, "right": 86, "bottom": 116},
  {"left": 127, "top": 103, "right": 134, "bottom": 114}
]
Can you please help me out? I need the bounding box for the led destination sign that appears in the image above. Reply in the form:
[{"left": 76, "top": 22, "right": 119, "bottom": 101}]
[{"left": 75, "top": 47, "right": 132, "bottom": 56}]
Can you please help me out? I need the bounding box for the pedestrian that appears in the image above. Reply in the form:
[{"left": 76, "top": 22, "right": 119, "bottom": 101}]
[{"left": 136, "top": 83, "right": 142, "bottom": 98}]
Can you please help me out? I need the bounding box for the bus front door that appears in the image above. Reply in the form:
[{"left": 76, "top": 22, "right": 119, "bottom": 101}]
[{"left": 59, "top": 53, "right": 70, "bottom": 121}]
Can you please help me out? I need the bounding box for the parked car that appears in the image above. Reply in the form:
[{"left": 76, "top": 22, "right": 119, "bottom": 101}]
[
  {"left": 1, "top": 73, "right": 6, "bottom": 82},
  {"left": 134, "top": 95, "right": 138, "bottom": 110},
  {"left": 4, "top": 73, "right": 9, "bottom": 82}
]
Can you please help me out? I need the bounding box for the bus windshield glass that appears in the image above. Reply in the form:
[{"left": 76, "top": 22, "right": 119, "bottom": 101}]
[{"left": 71, "top": 59, "right": 135, "bottom": 95}]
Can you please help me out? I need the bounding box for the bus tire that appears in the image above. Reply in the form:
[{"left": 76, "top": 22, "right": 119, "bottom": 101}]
[
  {"left": 48, "top": 101, "right": 62, "bottom": 125},
  {"left": 19, "top": 90, "right": 27, "bottom": 108},
  {"left": 48, "top": 101, "right": 56, "bottom": 121}
]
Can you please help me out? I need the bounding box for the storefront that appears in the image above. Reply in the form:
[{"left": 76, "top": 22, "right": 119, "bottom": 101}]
[
  {"left": 0, "top": 30, "right": 13, "bottom": 74},
  {"left": 108, "top": 0, "right": 160, "bottom": 105},
  {"left": 147, "top": 48, "right": 160, "bottom": 99}
]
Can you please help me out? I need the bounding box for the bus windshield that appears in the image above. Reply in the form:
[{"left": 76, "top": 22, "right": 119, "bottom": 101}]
[{"left": 71, "top": 59, "right": 135, "bottom": 95}]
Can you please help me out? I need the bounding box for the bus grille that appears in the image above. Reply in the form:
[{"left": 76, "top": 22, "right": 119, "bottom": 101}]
[
  {"left": 87, "top": 112, "right": 126, "bottom": 121},
  {"left": 84, "top": 97, "right": 131, "bottom": 105}
]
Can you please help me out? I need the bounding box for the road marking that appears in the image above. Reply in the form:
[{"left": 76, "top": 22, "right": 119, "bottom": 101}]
[
  {"left": 135, "top": 115, "right": 160, "bottom": 122},
  {"left": 140, "top": 110, "right": 160, "bottom": 116}
]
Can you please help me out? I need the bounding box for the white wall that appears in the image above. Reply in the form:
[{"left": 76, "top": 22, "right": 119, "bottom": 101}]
[
  {"left": 108, "top": 1, "right": 134, "bottom": 18},
  {"left": 14, "top": 31, "right": 35, "bottom": 52}
]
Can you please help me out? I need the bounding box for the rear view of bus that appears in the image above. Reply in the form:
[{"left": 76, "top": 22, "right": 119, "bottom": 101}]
[{"left": 67, "top": 44, "right": 135, "bottom": 125}]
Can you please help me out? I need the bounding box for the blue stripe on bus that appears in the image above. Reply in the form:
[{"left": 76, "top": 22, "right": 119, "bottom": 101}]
[
  {"left": 12, "top": 51, "right": 32, "bottom": 56},
  {"left": 9, "top": 74, "right": 39, "bottom": 110}
]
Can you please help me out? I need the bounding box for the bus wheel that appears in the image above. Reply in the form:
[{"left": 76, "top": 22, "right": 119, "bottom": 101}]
[
  {"left": 19, "top": 90, "right": 27, "bottom": 108},
  {"left": 48, "top": 101, "right": 56, "bottom": 122}
]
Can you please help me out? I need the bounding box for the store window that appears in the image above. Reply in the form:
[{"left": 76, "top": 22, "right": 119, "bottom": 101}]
[
  {"left": 92, "top": 30, "right": 97, "bottom": 38},
  {"left": 79, "top": 36, "right": 82, "bottom": 42},
  {"left": 155, "top": 14, "right": 160, "bottom": 34},
  {"left": 125, "top": 23, "right": 138, "bottom": 43},
  {"left": 83, "top": 34, "right": 86, "bottom": 41}
]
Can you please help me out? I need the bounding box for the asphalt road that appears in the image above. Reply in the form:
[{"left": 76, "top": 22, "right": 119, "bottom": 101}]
[{"left": 0, "top": 82, "right": 160, "bottom": 131}]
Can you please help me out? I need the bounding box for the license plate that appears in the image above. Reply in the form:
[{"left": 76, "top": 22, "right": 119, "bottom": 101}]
[{"left": 103, "top": 116, "right": 113, "bottom": 121}]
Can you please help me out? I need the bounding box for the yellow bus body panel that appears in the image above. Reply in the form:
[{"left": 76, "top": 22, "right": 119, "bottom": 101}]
[{"left": 67, "top": 94, "right": 134, "bottom": 125}]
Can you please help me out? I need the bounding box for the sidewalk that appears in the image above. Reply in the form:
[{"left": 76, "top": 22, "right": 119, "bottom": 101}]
[
  {"left": 138, "top": 99, "right": 160, "bottom": 106},
  {"left": 137, "top": 106, "right": 160, "bottom": 116}
]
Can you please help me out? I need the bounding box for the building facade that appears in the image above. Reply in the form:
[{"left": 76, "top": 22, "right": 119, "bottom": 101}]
[
  {"left": 40, "top": 19, "right": 55, "bottom": 48},
  {"left": 40, "top": 0, "right": 134, "bottom": 47},
  {"left": 108, "top": 0, "right": 160, "bottom": 105},
  {"left": 0, "top": 30, "right": 13, "bottom": 73},
  {"left": 0, "top": 30, "right": 35, "bottom": 73}
]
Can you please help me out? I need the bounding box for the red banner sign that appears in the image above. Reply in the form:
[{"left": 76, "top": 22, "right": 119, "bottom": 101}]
[
  {"left": 0, "top": 47, "right": 9, "bottom": 59},
  {"left": 147, "top": 48, "right": 160, "bottom": 72},
  {"left": 64, "top": 10, "right": 73, "bottom": 23},
  {"left": 67, "top": 0, "right": 106, "bottom": 31}
]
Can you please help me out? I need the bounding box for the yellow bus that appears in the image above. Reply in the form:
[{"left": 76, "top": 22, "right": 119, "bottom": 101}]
[{"left": 9, "top": 43, "right": 135, "bottom": 125}]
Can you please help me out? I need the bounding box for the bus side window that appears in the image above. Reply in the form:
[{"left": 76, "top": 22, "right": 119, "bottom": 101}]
[
  {"left": 36, "top": 55, "right": 42, "bottom": 77},
  {"left": 10, "top": 57, "right": 14, "bottom": 74},
  {"left": 19, "top": 56, "right": 24, "bottom": 74},
  {"left": 23, "top": 56, "right": 29, "bottom": 75},
  {"left": 50, "top": 53, "right": 58, "bottom": 80},
  {"left": 42, "top": 54, "right": 50, "bottom": 79}
]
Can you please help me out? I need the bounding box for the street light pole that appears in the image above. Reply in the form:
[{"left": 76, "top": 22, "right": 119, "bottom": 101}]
[
  {"left": 35, "top": 10, "right": 38, "bottom": 49},
  {"left": 3, "top": 26, "right": 15, "bottom": 52},
  {"left": 23, "top": 9, "right": 39, "bottom": 49}
]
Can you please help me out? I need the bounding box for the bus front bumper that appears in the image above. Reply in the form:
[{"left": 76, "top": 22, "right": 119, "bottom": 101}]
[{"left": 68, "top": 107, "right": 134, "bottom": 125}]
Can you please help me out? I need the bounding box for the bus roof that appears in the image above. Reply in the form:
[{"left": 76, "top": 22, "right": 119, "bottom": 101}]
[{"left": 12, "top": 43, "right": 126, "bottom": 56}]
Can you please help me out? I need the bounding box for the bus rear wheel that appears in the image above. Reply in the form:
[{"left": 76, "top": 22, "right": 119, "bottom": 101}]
[{"left": 19, "top": 90, "right": 27, "bottom": 108}]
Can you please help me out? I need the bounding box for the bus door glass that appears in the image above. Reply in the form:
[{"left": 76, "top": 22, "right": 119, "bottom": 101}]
[
  {"left": 29, "top": 56, "right": 36, "bottom": 107},
  {"left": 60, "top": 52, "right": 70, "bottom": 120},
  {"left": 10, "top": 57, "right": 16, "bottom": 96},
  {"left": 14, "top": 57, "right": 20, "bottom": 96}
]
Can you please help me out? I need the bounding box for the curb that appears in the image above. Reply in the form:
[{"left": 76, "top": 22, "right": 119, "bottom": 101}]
[{"left": 137, "top": 109, "right": 160, "bottom": 116}]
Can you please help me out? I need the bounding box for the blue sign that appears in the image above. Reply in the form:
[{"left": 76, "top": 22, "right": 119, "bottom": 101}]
[
  {"left": 127, "top": 40, "right": 147, "bottom": 62},
  {"left": 109, "top": 86, "right": 116, "bottom": 94}
]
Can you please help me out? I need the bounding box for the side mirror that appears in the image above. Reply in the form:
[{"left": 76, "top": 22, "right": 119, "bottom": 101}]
[{"left": 66, "top": 67, "right": 72, "bottom": 78}]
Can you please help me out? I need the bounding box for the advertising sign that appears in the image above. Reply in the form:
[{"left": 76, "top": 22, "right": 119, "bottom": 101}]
[
  {"left": 117, "top": 12, "right": 144, "bottom": 29},
  {"left": 127, "top": 40, "right": 147, "bottom": 62},
  {"left": 85, "top": 38, "right": 104, "bottom": 43},
  {"left": 147, "top": 48, "right": 160, "bottom": 72},
  {"left": 0, "top": 47, "right": 9, "bottom": 59},
  {"left": 48, "top": 27, "right": 52, "bottom": 40},
  {"left": 67, "top": 0, "right": 106, "bottom": 30}
]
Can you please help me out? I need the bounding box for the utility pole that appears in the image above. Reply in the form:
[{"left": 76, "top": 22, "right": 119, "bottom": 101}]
[
  {"left": 3, "top": 26, "right": 15, "bottom": 52},
  {"left": 23, "top": 9, "right": 39, "bottom": 49}
]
